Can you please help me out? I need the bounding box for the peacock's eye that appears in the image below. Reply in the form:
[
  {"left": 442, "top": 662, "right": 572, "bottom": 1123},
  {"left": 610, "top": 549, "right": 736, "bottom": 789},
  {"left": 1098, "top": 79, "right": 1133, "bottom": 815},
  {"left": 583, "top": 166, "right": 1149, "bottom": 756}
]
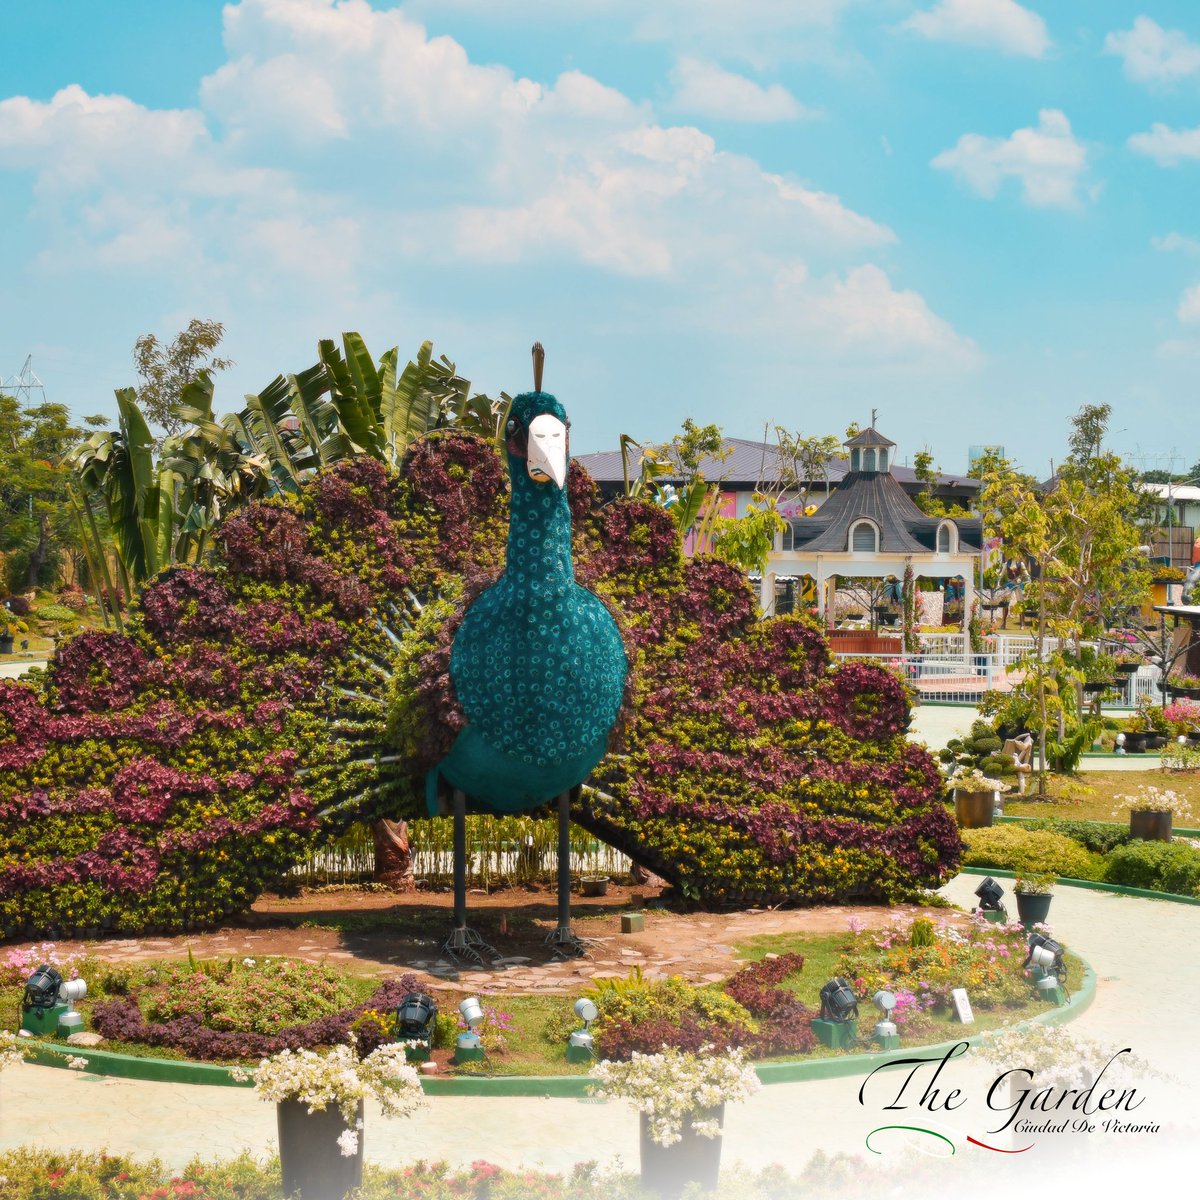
[{"left": 506, "top": 418, "right": 519, "bottom": 436}]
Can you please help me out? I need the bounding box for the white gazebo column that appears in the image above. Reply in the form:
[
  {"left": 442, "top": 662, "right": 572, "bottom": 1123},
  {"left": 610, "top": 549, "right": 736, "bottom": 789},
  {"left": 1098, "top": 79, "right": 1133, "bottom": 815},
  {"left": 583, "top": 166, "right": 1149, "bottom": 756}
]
[
  {"left": 961, "top": 563, "right": 975, "bottom": 633},
  {"left": 816, "top": 566, "right": 829, "bottom": 619}
]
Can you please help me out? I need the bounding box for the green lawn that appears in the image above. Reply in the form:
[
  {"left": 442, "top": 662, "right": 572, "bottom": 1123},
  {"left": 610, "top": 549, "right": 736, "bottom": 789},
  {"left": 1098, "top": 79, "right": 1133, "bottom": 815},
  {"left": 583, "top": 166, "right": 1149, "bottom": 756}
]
[{"left": 1005, "top": 769, "right": 1200, "bottom": 826}]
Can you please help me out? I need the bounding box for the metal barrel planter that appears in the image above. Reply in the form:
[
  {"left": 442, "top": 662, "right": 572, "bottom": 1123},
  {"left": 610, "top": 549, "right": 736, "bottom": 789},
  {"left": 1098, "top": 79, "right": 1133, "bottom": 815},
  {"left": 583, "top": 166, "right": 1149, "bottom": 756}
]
[
  {"left": 277, "top": 1099, "right": 364, "bottom": 1200},
  {"left": 1130, "top": 810, "right": 1172, "bottom": 842},
  {"left": 639, "top": 1105, "right": 724, "bottom": 1198},
  {"left": 954, "top": 790, "right": 995, "bottom": 829}
]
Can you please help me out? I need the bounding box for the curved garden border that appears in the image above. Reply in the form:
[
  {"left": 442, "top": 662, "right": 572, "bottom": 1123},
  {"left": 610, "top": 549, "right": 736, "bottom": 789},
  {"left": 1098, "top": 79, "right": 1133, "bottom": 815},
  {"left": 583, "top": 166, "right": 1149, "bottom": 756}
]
[{"left": 18, "top": 954, "right": 1097, "bottom": 1096}]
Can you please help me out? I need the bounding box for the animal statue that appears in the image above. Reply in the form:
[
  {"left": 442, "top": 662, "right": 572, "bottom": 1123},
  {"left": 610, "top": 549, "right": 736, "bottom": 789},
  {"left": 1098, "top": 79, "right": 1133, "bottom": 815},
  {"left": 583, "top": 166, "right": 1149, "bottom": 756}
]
[{"left": 429, "top": 345, "right": 627, "bottom": 960}]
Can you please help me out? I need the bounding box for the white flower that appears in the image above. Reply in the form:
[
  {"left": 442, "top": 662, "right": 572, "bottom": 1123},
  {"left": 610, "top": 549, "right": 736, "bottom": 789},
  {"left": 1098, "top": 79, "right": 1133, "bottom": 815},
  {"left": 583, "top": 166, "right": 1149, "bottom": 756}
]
[
  {"left": 243, "top": 958, "right": 257, "bottom": 968},
  {"left": 227, "top": 1065, "right": 252, "bottom": 1084},
  {"left": 0, "top": 1031, "right": 25, "bottom": 1072},
  {"left": 336, "top": 1128, "right": 359, "bottom": 1157},
  {"left": 1112, "top": 786, "right": 1194, "bottom": 820},
  {"left": 254, "top": 1042, "right": 425, "bottom": 1126},
  {"left": 589, "top": 1046, "right": 761, "bottom": 1147},
  {"left": 66, "top": 1056, "right": 89, "bottom": 1071}
]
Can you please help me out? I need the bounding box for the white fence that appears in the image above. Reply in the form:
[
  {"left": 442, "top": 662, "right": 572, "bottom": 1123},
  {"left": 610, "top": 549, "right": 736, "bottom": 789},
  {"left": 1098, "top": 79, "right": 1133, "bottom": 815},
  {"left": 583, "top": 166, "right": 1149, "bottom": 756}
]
[{"left": 832, "top": 649, "right": 1166, "bottom": 709}]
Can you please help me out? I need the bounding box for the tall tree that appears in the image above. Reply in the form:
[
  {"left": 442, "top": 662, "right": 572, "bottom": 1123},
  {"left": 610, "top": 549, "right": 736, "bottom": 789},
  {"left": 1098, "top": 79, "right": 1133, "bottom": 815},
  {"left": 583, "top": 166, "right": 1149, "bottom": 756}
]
[
  {"left": 133, "top": 319, "right": 234, "bottom": 435},
  {"left": 0, "top": 397, "right": 105, "bottom": 591}
]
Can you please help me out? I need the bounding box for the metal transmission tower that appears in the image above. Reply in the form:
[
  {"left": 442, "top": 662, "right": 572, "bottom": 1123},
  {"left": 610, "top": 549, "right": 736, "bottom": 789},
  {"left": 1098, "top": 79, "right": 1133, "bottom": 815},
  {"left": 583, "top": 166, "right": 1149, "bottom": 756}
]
[{"left": 0, "top": 355, "right": 48, "bottom": 404}]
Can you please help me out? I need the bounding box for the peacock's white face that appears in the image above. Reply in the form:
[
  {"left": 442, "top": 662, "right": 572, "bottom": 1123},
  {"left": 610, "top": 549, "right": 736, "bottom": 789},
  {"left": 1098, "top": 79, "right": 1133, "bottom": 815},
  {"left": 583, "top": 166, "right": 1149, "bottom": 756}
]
[{"left": 524, "top": 413, "right": 567, "bottom": 488}]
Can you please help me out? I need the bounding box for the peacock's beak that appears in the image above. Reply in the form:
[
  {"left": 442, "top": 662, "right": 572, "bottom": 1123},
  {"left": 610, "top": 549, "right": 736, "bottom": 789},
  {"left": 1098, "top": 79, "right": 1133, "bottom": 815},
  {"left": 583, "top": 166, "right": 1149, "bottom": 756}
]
[{"left": 526, "top": 413, "right": 567, "bottom": 488}]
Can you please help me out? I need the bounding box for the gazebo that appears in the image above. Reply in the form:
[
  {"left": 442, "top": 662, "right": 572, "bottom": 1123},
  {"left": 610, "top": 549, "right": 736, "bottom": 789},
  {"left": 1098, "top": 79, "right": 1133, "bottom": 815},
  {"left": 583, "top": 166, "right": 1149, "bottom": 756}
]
[{"left": 760, "top": 427, "right": 983, "bottom": 629}]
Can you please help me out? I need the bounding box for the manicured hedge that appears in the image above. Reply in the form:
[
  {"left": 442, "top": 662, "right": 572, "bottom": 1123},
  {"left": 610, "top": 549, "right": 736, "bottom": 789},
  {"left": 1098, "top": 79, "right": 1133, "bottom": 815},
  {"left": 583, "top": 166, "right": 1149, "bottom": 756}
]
[
  {"left": 1103, "top": 840, "right": 1200, "bottom": 896},
  {"left": 0, "top": 437, "right": 961, "bottom": 933},
  {"left": 1018, "top": 818, "right": 1134, "bottom": 855},
  {"left": 960, "top": 826, "right": 1106, "bottom": 881}
]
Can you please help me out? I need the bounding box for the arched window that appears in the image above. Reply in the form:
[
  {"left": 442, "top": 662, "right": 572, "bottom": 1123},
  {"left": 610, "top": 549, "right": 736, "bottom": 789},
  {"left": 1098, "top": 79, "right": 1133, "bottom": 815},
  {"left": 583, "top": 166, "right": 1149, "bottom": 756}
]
[
  {"left": 781, "top": 523, "right": 795, "bottom": 552},
  {"left": 937, "top": 522, "right": 954, "bottom": 554},
  {"left": 850, "top": 520, "right": 878, "bottom": 553},
  {"left": 863, "top": 448, "right": 876, "bottom": 472}
]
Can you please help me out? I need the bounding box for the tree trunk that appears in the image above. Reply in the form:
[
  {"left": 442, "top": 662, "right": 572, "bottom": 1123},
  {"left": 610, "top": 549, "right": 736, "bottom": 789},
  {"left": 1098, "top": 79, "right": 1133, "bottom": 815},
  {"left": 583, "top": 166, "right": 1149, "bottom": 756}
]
[
  {"left": 25, "top": 513, "right": 50, "bottom": 590},
  {"left": 372, "top": 818, "right": 415, "bottom": 892},
  {"left": 1037, "top": 584, "right": 1048, "bottom": 796}
]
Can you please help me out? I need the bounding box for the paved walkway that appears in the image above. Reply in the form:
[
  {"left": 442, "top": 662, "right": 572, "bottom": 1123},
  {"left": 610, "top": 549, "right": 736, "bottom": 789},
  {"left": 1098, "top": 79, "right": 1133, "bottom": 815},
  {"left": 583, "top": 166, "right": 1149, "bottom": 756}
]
[{"left": 3, "top": 879, "right": 1197, "bottom": 1184}]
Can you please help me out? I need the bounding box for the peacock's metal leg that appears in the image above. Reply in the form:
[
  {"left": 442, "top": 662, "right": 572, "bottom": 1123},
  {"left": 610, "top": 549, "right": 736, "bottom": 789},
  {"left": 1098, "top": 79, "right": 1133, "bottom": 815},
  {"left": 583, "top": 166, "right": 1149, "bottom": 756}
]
[
  {"left": 441, "top": 786, "right": 500, "bottom": 966},
  {"left": 546, "top": 788, "right": 586, "bottom": 959}
]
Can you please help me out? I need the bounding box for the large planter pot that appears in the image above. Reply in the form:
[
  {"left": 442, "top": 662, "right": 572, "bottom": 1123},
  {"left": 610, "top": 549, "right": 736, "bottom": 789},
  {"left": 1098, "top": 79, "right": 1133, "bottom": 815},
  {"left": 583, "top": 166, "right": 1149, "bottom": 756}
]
[
  {"left": 1014, "top": 891, "right": 1053, "bottom": 927},
  {"left": 277, "top": 1099, "right": 364, "bottom": 1200},
  {"left": 1123, "top": 731, "right": 1148, "bottom": 753},
  {"left": 1130, "top": 810, "right": 1173, "bottom": 842},
  {"left": 954, "top": 790, "right": 995, "bottom": 829},
  {"left": 1145, "top": 733, "right": 1167, "bottom": 750},
  {"left": 1083, "top": 680, "right": 1112, "bottom": 696},
  {"left": 580, "top": 876, "right": 609, "bottom": 897},
  {"left": 639, "top": 1106, "right": 724, "bottom": 1198},
  {"left": 0, "top": 635, "right": 13, "bottom": 655}
]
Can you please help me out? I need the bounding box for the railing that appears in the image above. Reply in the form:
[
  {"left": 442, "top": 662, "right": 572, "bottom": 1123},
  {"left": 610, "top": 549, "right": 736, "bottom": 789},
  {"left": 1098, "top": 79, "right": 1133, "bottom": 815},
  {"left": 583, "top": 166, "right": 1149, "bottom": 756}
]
[
  {"left": 291, "top": 815, "right": 631, "bottom": 889},
  {"left": 917, "top": 632, "right": 968, "bottom": 657}
]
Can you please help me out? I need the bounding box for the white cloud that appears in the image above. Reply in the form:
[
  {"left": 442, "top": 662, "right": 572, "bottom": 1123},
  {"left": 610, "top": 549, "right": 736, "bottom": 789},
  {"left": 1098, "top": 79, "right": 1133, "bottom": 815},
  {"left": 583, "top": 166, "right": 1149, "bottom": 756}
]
[
  {"left": 1104, "top": 16, "right": 1200, "bottom": 86},
  {"left": 903, "top": 0, "right": 1049, "bottom": 58},
  {"left": 1154, "top": 232, "right": 1200, "bottom": 255},
  {"left": 1128, "top": 123, "right": 1200, "bottom": 166},
  {"left": 0, "top": 0, "right": 970, "bottom": 376},
  {"left": 1179, "top": 284, "right": 1200, "bottom": 325},
  {"left": 932, "top": 109, "right": 1088, "bottom": 209},
  {"left": 776, "top": 263, "right": 980, "bottom": 364},
  {"left": 667, "top": 59, "right": 811, "bottom": 122}
]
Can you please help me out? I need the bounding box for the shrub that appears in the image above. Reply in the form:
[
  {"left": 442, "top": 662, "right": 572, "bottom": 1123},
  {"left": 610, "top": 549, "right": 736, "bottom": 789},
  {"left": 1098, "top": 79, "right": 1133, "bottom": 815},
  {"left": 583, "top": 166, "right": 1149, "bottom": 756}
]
[
  {"left": 91, "top": 975, "right": 418, "bottom": 1061},
  {"left": 960, "top": 826, "right": 1105, "bottom": 881},
  {"left": 1103, "top": 841, "right": 1200, "bottom": 897},
  {"left": 5, "top": 596, "right": 31, "bottom": 617},
  {"left": 32, "top": 603, "right": 79, "bottom": 624},
  {"left": 1020, "top": 818, "right": 1133, "bottom": 855}
]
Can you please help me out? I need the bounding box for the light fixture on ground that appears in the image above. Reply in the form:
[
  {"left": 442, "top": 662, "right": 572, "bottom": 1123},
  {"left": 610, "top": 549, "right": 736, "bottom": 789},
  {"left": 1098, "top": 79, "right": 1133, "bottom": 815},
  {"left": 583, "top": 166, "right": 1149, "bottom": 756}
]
[
  {"left": 566, "top": 998, "right": 598, "bottom": 1063},
  {"left": 1023, "top": 932, "right": 1069, "bottom": 1003},
  {"left": 454, "top": 996, "right": 486, "bottom": 1064},
  {"left": 974, "top": 876, "right": 1007, "bottom": 922},
  {"left": 813, "top": 977, "right": 859, "bottom": 1049},
  {"left": 394, "top": 991, "right": 438, "bottom": 1061},
  {"left": 21, "top": 965, "right": 87, "bottom": 1037},
  {"left": 872, "top": 990, "right": 900, "bottom": 1050}
]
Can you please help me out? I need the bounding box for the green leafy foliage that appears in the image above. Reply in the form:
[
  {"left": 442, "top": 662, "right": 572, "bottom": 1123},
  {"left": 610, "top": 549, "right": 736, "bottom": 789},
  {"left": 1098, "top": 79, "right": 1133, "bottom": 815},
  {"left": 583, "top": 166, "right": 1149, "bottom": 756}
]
[
  {"left": 960, "top": 826, "right": 1105, "bottom": 881},
  {"left": 1103, "top": 840, "right": 1200, "bottom": 896}
]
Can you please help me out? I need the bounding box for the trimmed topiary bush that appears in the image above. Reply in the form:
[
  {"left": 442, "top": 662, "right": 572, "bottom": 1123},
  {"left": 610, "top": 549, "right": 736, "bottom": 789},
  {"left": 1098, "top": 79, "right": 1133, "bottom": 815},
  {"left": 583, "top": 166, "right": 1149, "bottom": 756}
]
[
  {"left": 960, "top": 826, "right": 1105, "bottom": 881},
  {"left": 1020, "top": 818, "right": 1133, "bottom": 855},
  {"left": 1103, "top": 840, "right": 1200, "bottom": 897},
  {"left": 1, "top": 435, "right": 961, "bottom": 934}
]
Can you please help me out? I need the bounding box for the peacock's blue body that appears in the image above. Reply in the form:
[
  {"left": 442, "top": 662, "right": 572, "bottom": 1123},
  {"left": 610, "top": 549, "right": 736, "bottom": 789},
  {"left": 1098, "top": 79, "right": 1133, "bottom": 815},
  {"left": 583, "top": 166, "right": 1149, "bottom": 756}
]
[{"left": 427, "top": 391, "right": 627, "bottom": 814}]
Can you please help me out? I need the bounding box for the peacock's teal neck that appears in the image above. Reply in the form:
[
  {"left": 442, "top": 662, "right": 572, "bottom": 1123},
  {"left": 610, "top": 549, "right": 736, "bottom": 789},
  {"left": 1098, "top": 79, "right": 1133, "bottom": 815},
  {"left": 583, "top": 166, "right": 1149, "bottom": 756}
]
[{"left": 506, "top": 460, "right": 574, "bottom": 595}]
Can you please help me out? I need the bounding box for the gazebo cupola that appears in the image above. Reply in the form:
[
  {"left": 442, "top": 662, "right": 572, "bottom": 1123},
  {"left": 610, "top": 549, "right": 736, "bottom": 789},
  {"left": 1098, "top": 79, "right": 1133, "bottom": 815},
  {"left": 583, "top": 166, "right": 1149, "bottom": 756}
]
[{"left": 844, "top": 426, "right": 896, "bottom": 475}]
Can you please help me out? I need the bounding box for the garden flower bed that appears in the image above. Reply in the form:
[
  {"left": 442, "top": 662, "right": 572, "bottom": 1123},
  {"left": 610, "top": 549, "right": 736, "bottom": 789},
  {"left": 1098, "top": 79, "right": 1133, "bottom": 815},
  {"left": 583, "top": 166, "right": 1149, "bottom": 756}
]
[{"left": 9, "top": 916, "right": 1081, "bottom": 1077}]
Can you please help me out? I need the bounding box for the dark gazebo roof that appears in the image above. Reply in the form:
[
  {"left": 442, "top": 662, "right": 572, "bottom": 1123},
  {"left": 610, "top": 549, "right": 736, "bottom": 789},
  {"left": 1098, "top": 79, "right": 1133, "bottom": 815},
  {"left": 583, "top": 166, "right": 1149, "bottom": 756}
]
[
  {"left": 785, "top": 427, "right": 982, "bottom": 554},
  {"left": 843, "top": 426, "right": 896, "bottom": 449}
]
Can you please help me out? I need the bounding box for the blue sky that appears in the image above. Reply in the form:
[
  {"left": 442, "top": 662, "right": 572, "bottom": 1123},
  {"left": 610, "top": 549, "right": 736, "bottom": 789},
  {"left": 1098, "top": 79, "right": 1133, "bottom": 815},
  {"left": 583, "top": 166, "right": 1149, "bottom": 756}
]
[{"left": 2, "top": 1, "right": 1199, "bottom": 477}]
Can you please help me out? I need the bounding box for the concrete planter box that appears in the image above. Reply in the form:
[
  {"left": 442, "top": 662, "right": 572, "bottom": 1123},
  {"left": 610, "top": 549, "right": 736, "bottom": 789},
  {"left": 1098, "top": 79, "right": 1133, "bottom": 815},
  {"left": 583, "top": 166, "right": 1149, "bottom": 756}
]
[
  {"left": 954, "top": 790, "right": 995, "bottom": 829},
  {"left": 1130, "top": 810, "right": 1172, "bottom": 842}
]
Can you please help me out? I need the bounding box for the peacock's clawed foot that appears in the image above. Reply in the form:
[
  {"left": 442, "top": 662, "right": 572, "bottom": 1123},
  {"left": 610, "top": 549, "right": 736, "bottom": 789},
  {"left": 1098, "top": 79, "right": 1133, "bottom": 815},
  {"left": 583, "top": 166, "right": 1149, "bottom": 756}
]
[
  {"left": 442, "top": 925, "right": 502, "bottom": 967},
  {"left": 545, "top": 924, "right": 588, "bottom": 960}
]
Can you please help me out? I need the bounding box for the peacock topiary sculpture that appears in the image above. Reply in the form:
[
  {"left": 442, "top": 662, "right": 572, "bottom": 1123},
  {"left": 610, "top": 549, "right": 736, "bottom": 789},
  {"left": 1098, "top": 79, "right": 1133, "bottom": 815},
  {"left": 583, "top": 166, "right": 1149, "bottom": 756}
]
[
  {"left": 421, "top": 345, "right": 627, "bottom": 959},
  {"left": 0, "top": 341, "right": 962, "bottom": 947}
]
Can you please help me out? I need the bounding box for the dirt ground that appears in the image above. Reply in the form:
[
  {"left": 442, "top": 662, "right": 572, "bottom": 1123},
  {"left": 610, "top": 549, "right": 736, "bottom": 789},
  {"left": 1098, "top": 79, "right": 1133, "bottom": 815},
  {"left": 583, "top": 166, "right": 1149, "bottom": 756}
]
[{"left": 10, "top": 883, "right": 962, "bottom": 995}]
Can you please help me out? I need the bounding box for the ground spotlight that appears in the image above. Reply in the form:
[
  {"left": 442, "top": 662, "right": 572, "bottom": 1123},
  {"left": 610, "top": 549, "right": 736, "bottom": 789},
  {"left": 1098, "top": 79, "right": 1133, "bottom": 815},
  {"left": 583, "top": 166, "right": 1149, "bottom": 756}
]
[
  {"left": 394, "top": 991, "right": 438, "bottom": 1059},
  {"left": 974, "top": 876, "right": 1006, "bottom": 919},
  {"left": 21, "top": 966, "right": 86, "bottom": 1036},
  {"left": 454, "top": 996, "right": 486, "bottom": 1063},
  {"left": 566, "top": 997, "right": 598, "bottom": 1063},
  {"left": 872, "top": 989, "right": 899, "bottom": 1049},
  {"left": 819, "top": 978, "right": 859, "bottom": 1023},
  {"left": 1024, "top": 932, "right": 1069, "bottom": 1001}
]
